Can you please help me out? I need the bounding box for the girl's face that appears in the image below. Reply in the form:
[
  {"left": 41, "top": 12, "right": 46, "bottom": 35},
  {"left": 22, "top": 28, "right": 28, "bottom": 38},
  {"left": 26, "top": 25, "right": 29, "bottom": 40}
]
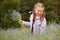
[{"left": 34, "top": 6, "right": 44, "bottom": 16}]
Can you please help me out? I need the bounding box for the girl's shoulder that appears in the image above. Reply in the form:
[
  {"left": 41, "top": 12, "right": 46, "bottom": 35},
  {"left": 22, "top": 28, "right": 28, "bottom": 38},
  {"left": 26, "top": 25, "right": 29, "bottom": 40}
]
[
  {"left": 40, "top": 17, "right": 46, "bottom": 24},
  {"left": 44, "top": 17, "right": 46, "bottom": 21}
]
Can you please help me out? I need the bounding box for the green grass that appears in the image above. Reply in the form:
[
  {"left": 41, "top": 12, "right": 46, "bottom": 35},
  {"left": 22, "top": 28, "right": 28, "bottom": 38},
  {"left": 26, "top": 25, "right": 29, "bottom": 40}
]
[{"left": 0, "top": 23, "right": 60, "bottom": 40}]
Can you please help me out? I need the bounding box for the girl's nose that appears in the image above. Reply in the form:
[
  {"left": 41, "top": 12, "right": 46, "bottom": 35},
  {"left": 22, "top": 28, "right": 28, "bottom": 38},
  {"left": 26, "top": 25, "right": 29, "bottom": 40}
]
[{"left": 38, "top": 10, "right": 40, "bottom": 13}]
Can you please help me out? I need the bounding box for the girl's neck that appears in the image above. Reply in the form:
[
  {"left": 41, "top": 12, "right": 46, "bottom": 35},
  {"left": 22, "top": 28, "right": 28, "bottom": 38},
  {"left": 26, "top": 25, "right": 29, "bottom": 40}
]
[
  {"left": 35, "top": 14, "right": 44, "bottom": 22},
  {"left": 35, "top": 15, "right": 42, "bottom": 17}
]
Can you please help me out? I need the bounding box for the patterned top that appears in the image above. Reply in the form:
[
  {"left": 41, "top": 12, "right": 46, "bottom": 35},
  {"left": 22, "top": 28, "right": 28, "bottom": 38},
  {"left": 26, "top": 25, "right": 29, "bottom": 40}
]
[{"left": 22, "top": 14, "right": 46, "bottom": 35}]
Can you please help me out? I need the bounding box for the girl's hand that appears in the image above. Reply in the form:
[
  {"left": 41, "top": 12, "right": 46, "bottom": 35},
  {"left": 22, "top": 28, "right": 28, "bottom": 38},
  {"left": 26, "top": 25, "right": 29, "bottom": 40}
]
[{"left": 18, "top": 19, "right": 23, "bottom": 24}]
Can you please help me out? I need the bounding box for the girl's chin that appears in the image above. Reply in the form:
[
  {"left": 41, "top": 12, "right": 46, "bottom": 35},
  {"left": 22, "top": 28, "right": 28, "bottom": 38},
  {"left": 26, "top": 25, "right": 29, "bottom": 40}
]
[{"left": 36, "top": 15, "right": 42, "bottom": 16}]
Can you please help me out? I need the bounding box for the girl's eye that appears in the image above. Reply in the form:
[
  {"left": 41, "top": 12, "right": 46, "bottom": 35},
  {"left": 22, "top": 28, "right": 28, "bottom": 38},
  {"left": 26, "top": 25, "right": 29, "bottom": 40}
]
[
  {"left": 38, "top": 10, "right": 40, "bottom": 12},
  {"left": 38, "top": 10, "right": 43, "bottom": 12},
  {"left": 40, "top": 11, "right": 43, "bottom": 12}
]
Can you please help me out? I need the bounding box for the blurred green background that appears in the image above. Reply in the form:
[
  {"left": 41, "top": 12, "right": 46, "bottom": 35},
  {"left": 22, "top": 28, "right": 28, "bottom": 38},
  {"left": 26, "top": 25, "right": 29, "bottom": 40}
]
[{"left": 0, "top": 0, "right": 60, "bottom": 29}]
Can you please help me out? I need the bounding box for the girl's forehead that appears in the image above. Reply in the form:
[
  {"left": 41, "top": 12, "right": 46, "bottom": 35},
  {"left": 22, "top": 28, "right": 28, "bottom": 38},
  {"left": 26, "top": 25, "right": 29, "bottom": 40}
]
[{"left": 35, "top": 7, "right": 44, "bottom": 10}]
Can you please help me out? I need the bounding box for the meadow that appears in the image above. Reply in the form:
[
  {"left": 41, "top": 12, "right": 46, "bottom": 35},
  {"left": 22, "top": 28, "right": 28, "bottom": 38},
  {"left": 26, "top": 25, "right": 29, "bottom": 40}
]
[{"left": 0, "top": 23, "right": 60, "bottom": 40}]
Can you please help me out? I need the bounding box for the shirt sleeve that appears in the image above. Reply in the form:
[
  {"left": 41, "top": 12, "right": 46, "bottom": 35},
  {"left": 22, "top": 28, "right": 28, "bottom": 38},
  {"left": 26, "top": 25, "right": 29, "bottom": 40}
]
[{"left": 22, "top": 21, "right": 30, "bottom": 28}]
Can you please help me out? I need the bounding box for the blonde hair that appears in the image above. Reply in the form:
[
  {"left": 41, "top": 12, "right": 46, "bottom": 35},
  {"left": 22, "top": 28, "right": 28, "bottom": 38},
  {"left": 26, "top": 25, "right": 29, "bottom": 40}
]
[{"left": 34, "top": 3, "right": 45, "bottom": 10}]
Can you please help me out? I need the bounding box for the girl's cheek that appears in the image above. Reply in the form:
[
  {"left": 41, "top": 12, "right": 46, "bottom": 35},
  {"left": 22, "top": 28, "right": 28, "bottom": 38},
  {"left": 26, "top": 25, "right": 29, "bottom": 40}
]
[
  {"left": 40, "top": 12, "right": 43, "bottom": 14},
  {"left": 35, "top": 11, "right": 37, "bottom": 14},
  {"left": 35, "top": 10, "right": 37, "bottom": 13}
]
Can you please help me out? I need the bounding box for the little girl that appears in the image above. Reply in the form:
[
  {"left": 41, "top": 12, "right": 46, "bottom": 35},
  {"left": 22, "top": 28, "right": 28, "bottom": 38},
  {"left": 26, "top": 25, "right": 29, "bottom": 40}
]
[{"left": 19, "top": 3, "right": 46, "bottom": 35}]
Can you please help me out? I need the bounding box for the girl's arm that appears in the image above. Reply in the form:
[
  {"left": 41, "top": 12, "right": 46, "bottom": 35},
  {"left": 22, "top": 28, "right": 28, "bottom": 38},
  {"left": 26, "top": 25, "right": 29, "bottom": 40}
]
[
  {"left": 22, "top": 14, "right": 33, "bottom": 28},
  {"left": 22, "top": 21, "right": 30, "bottom": 28},
  {"left": 39, "top": 18, "right": 46, "bottom": 34},
  {"left": 19, "top": 14, "right": 33, "bottom": 28}
]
